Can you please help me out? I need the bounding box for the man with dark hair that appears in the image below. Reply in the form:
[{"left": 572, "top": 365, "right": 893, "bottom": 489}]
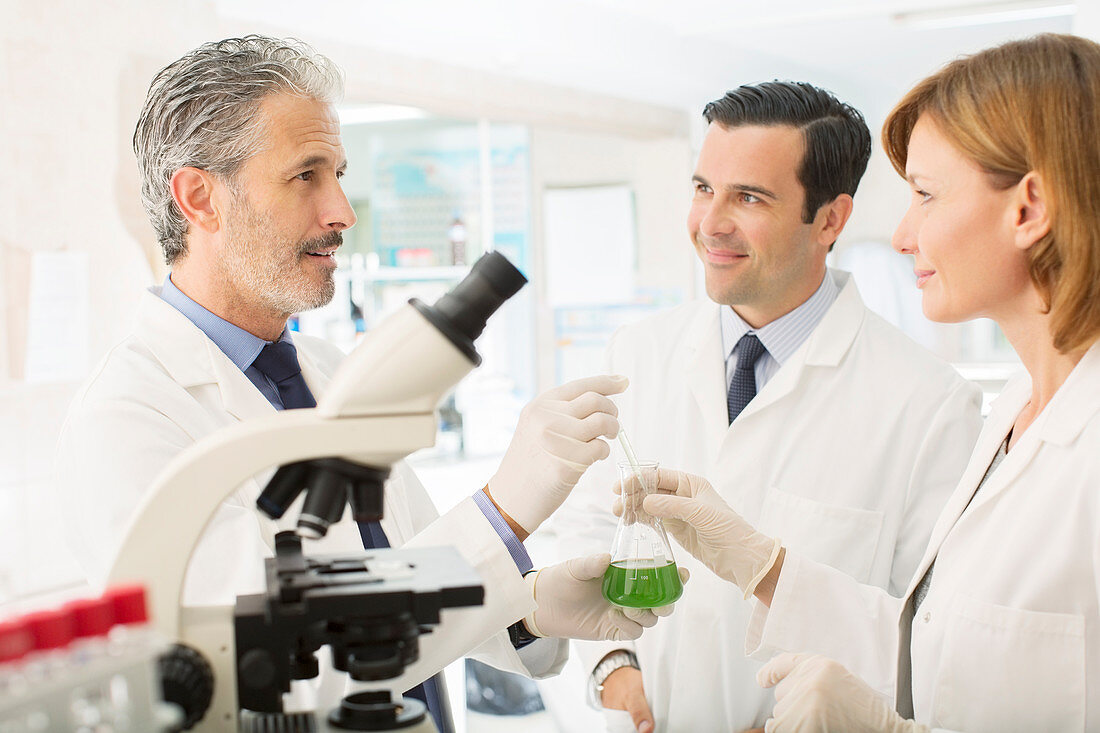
[
  {"left": 556, "top": 81, "right": 982, "bottom": 731},
  {"left": 702, "top": 81, "right": 871, "bottom": 227}
]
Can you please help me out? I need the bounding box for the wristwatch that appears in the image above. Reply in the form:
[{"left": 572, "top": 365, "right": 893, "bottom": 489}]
[
  {"left": 586, "top": 650, "right": 639, "bottom": 709},
  {"left": 507, "top": 619, "right": 539, "bottom": 648},
  {"left": 509, "top": 569, "right": 542, "bottom": 648}
]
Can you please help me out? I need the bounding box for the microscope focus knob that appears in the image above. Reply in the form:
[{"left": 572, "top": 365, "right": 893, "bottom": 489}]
[{"left": 158, "top": 643, "right": 215, "bottom": 731}]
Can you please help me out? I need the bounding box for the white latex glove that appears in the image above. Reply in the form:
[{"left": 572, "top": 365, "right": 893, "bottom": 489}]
[
  {"left": 523, "top": 553, "right": 688, "bottom": 641},
  {"left": 758, "top": 653, "right": 929, "bottom": 733},
  {"left": 637, "top": 468, "right": 781, "bottom": 598},
  {"left": 489, "top": 374, "right": 627, "bottom": 533}
]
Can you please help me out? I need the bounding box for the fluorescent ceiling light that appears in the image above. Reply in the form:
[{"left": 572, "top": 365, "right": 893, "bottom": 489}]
[
  {"left": 894, "top": 1, "right": 1075, "bottom": 30},
  {"left": 337, "top": 104, "right": 428, "bottom": 125}
]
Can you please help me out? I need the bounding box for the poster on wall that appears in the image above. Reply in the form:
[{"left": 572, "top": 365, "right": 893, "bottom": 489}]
[
  {"left": 24, "top": 251, "right": 89, "bottom": 384},
  {"left": 543, "top": 184, "right": 635, "bottom": 307}
]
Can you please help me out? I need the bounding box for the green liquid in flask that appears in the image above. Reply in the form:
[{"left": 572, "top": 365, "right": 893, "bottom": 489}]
[{"left": 602, "top": 560, "right": 684, "bottom": 608}]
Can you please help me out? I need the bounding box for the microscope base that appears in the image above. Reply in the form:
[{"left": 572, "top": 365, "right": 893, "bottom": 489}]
[{"left": 239, "top": 694, "right": 438, "bottom": 732}]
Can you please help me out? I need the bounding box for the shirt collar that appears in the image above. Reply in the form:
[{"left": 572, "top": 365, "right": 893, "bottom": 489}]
[
  {"left": 720, "top": 269, "right": 839, "bottom": 366},
  {"left": 158, "top": 275, "right": 291, "bottom": 371}
]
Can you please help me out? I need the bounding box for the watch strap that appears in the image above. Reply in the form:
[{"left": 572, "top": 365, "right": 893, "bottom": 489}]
[
  {"left": 507, "top": 619, "right": 539, "bottom": 648},
  {"left": 510, "top": 569, "right": 542, "bottom": 648},
  {"left": 587, "top": 650, "right": 639, "bottom": 709}
]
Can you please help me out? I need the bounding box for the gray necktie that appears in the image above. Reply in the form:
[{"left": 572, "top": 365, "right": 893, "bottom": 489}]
[{"left": 728, "top": 333, "right": 767, "bottom": 424}]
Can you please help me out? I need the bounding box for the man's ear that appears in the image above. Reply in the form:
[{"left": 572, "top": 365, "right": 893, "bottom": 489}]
[
  {"left": 1012, "top": 171, "right": 1051, "bottom": 251},
  {"left": 814, "top": 193, "right": 854, "bottom": 249},
  {"left": 170, "top": 167, "right": 222, "bottom": 235}
]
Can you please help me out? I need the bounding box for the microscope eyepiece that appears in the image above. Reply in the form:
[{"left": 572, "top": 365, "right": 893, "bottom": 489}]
[
  {"left": 435, "top": 251, "right": 527, "bottom": 342},
  {"left": 410, "top": 251, "right": 527, "bottom": 365}
]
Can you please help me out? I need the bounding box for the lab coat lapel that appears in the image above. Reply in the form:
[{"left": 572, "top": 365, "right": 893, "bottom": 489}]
[
  {"left": 211, "top": 350, "right": 278, "bottom": 421},
  {"left": 684, "top": 302, "right": 730, "bottom": 464},
  {"left": 905, "top": 343, "right": 1100, "bottom": 599},
  {"left": 297, "top": 341, "right": 332, "bottom": 401},
  {"left": 136, "top": 289, "right": 275, "bottom": 422},
  {"left": 1036, "top": 341, "right": 1100, "bottom": 445},
  {"left": 957, "top": 342, "right": 1100, "bottom": 520},
  {"left": 729, "top": 270, "right": 863, "bottom": 426}
]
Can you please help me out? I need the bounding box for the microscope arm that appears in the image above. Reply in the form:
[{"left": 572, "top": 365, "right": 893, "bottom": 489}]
[
  {"left": 105, "top": 302, "right": 477, "bottom": 732},
  {"left": 107, "top": 410, "right": 437, "bottom": 635},
  {"left": 107, "top": 299, "right": 477, "bottom": 625},
  {"left": 103, "top": 251, "right": 527, "bottom": 731}
]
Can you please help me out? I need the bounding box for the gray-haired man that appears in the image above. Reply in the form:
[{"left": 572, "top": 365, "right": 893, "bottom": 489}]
[{"left": 56, "top": 36, "right": 671, "bottom": 730}]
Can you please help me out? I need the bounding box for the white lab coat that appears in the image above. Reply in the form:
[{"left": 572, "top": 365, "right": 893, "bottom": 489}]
[
  {"left": 54, "top": 288, "right": 566, "bottom": 697},
  {"left": 747, "top": 340, "right": 1100, "bottom": 732},
  {"left": 556, "top": 270, "right": 982, "bottom": 731}
]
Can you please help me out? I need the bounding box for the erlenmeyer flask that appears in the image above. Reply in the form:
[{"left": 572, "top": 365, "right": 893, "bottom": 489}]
[{"left": 602, "top": 461, "right": 684, "bottom": 608}]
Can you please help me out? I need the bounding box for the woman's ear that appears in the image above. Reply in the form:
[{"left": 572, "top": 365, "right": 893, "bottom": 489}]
[
  {"left": 170, "top": 167, "right": 222, "bottom": 235},
  {"left": 1012, "top": 171, "right": 1051, "bottom": 251}
]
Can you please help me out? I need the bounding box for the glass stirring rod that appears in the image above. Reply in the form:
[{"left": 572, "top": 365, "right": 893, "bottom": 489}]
[
  {"left": 617, "top": 428, "right": 668, "bottom": 563},
  {"left": 617, "top": 427, "right": 645, "bottom": 486}
]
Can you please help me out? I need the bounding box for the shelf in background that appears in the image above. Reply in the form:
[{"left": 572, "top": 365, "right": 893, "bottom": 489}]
[{"left": 339, "top": 265, "right": 470, "bottom": 283}]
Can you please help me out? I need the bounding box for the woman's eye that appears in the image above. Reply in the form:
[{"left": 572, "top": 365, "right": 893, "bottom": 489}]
[{"left": 916, "top": 189, "right": 932, "bottom": 203}]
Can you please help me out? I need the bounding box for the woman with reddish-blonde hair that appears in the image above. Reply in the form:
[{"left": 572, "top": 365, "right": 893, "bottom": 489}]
[{"left": 641, "top": 33, "right": 1100, "bottom": 731}]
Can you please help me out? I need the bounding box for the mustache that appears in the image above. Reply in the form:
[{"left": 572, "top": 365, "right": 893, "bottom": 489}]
[{"left": 299, "top": 231, "right": 343, "bottom": 255}]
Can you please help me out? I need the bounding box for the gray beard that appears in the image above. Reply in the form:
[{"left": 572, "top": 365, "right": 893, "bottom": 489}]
[{"left": 222, "top": 197, "right": 339, "bottom": 316}]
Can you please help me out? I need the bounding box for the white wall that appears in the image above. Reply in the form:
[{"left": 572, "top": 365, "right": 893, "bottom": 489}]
[
  {"left": 841, "top": 144, "right": 908, "bottom": 246},
  {"left": 0, "top": 1, "right": 217, "bottom": 605},
  {"left": 1077, "top": 3, "right": 1100, "bottom": 41},
  {"left": 0, "top": 1, "right": 694, "bottom": 606}
]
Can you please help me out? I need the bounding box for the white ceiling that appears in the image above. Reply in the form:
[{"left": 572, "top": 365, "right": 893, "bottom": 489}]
[{"left": 216, "top": 0, "right": 1075, "bottom": 124}]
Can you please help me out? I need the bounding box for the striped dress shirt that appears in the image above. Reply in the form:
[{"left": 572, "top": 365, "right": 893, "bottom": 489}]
[{"left": 720, "top": 270, "right": 840, "bottom": 393}]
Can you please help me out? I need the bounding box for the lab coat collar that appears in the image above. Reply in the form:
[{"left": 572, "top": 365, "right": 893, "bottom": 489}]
[
  {"left": 961, "top": 338, "right": 1100, "bottom": 487},
  {"left": 1033, "top": 340, "right": 1100, "bottom": 446},
  {"left": 684, "top": 300, "right": 730, "bottom": 454},
  {"left": 905, "top": 340, "right": 1100, "bottom": 599},
  {"left": 295, "top": 335, "right": 332, "bottom": 400},
  {"left": 136, "top": 288, "right": 276, "bottom": 421},
  {"left": 801, "top": 270, "right": 863, "bottom": 367},
  {"left": 683, "top": 269, "right": 865, "bottom": 458},
  {"left": 960, "top": 341, "right": 1100, "bottom": 514},
  {"left": 729, "top": 269, "right": 864, "bottom": 424}
]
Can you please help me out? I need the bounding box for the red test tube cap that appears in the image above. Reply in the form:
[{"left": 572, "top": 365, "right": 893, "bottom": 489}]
[
  {"left": 24, "top": 608, "right": 75, "bottom": 651},
  {"left": 65, "top": 597, "right": 115, "bottom": 638},
  {"left": 0, "top": 617, "right": 33, "bottom": 663},
  {"left": 103, "top": 585, "right": 148, "bottom": 626}
]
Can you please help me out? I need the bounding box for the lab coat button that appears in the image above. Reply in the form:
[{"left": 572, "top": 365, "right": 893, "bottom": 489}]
[{"left": 922, "top": 612, "right": 931, "bottom": 623}]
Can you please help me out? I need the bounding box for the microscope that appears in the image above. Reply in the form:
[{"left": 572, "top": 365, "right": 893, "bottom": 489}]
[{"left": 105, "top": 252, "right": 527, "bottom": 732}]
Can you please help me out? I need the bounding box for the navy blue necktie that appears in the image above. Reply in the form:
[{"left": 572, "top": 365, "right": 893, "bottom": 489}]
[
  {"left": 727, "top": 333, "right": 767, "bottom": 424},
  {"left": 251, "top": 341, "right": 452, "bottom": 733},
  {"left": 251, "top": 341, "right": 317, "bottom": 409}
]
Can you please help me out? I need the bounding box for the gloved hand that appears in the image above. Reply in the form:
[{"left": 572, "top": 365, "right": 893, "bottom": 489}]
[
  {"left": 523, "top": 553, "right": 688, "bottom": 641},
  {"left": 635, "top": 468, "right": 781, "bottom": 598},
  {"left": 758, "top": 653, "right": 929, "bottom": 733},
  {"left": 489, "top": 375, "right": 628, "bottom": 534}
]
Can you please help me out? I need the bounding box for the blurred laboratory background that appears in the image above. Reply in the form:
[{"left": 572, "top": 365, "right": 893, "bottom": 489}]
[{"left": 1, "top": 1, "right": 1094, "bottom": 730}]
